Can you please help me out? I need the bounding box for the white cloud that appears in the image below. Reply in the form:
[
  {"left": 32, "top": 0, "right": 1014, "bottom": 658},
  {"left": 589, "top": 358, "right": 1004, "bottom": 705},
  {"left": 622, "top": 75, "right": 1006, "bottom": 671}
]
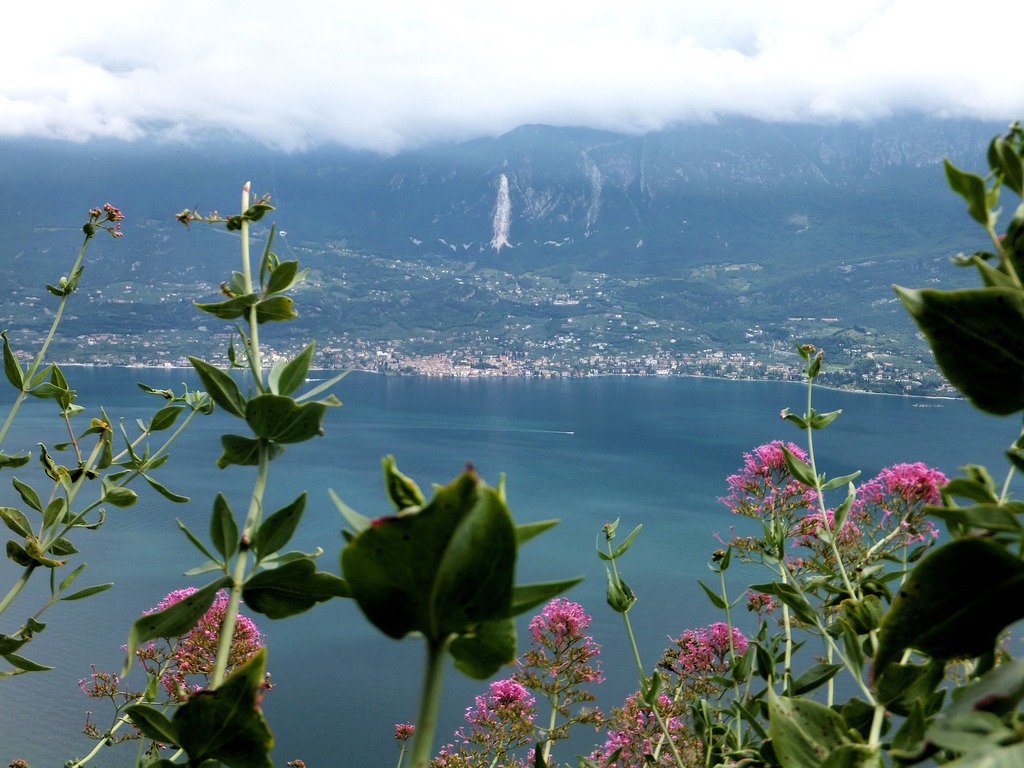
[{"left": 2, "top": 0, "right": 1022, "bottom": 153}]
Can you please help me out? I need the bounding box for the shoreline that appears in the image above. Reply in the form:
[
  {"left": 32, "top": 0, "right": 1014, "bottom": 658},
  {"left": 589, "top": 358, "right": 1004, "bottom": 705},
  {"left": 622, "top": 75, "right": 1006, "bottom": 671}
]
[{"left": 55, "top": 361, "right": 960, "bottom": 402}]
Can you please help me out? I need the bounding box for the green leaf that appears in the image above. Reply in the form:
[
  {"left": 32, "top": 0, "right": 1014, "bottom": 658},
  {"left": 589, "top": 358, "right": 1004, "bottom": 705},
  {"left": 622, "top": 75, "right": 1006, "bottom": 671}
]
[
  {"left": 928, "top": 503, "right": 1024, "bottom": 534},
  {"left": 808, "top": 409, "right": 841, "bottom": 430},
  {"left": 945, "top": 158, "right": 992, "bottom": 226},
  {"left": 60, "top": 583, "right": 113, "bottom": 601},
  {"left": 126, "top": 704, "right": 180, "bottom": 748},
  {"left": 172, "top": 648, "right": 273, "bottom": 768},
  {"left": 781, "top": 446, "right": 818, "bottom": 488},
  {"left": 189, "top": 357, "right": 246, "bottom": 418},
  {"left": 605, "top": 568, "right": 636, "bottom": 613},
  {"left": 123, "top": 577, "right": 230, "bottom": 677},
  {"left": 449, "top": 617, "right": 517, "bottom": 679},
  {"left": 330, "top": 488, "right": 372, "bottom": 535},
  {"left": 143, "top": 474, "right": 190, "bottom": 503},
  {"left": 42, "top": 497, "right": 65, "bottom": 530},
  {"left": 989, "top": 134, "right": 1024, "bottom": 196},
  {"left": 944, "top": 477, "right": 1000, "bottom": 505},
  {"left": 269, "top": 341, "right": 315, "bottom": 397},
  {"left": 382, "top": 454, "right": 425, "bottom": 510},
  {"left": 894, "top": 286, "right": 1024, "bottom": 415},
  {"left": 788, "top": 662, "right": 843, "bottom": 696},
  {"left": 2, "top": 652, "right": 53, "bottom": 672},
  {"left": 255, "top": 294, "right": 297, "bottom": 323},
  {"left": 820, "top": 745, "right": 883, "bottom": 768},
  {"left": 0, "top": 452, "right": 30, "bottom": 469},
  {"left": 768, "top": 688, "right": 851, "bottom": 768},
  {"left": 698, "top": 579, "right": 728, "bottom": 609},
  {"left": 944, "top": 656, "right": 1024, "bottom": 719},
  {"left": 611, "top": 523, "right": 643, "bottom": 559},
  {"left": 242, "top": 557, "right": 349, "bottom": 619},
  {"left": 244, "top": 394, "right": 326, "bottom": 444},
  {"left": 193, "top": 293, "right": 259, "bottom": 321},
  {"left": 510, "top": 577, "right": 584, "bottom": 616},
  {"left": 177, "top": 518, "right": 219, "bottom": 562},
  {"left": 210, "top": 493, "right": 239, "bottom": 561},
  {"left": 841, "top": 595, "right": 883, "bottom": 634},
  {"left": 515, "top": 519, "right": 559, "bottom": 545},
  {"left": 253, "top": 493, "right": 305, "bottom": 560},
  {"left": 216, "top": 435, "right": 285, "bottom": 469},
  {"left": 148, "top": 405, "right": 184, "bottom": 432},
  {"left": 0, "top": 507, "right": 31, "bottom": 538},
  {"left": 265, "top": 259, "right": 301, "bottom": 295},
  {"left": 12, "top": 478, "right": 42, "bottom": 513},
  {"left": 874, "top": 538, "right": 1024, "bottom": 673},
  {"left": 342, "top": 469, "right": 514, "bottom": 640},
  {"left": 750, "top": 581, "right": 817, "bottom": 625},
  {"left": 1, "top": 331, "right": 24, "bottom": 390}
]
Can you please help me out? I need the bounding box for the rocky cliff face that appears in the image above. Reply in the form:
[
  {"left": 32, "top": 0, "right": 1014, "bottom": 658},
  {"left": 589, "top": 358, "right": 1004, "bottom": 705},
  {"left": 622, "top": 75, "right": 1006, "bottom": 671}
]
[{"left": 306, "top": 116, "right": 1000, "bottom": 275}]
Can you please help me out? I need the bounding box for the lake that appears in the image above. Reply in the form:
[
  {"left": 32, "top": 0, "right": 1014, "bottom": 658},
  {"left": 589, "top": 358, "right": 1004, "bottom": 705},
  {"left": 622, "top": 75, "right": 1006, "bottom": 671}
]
[{"left": 0, "top": 367, "right": 1015, "bottom": 766}]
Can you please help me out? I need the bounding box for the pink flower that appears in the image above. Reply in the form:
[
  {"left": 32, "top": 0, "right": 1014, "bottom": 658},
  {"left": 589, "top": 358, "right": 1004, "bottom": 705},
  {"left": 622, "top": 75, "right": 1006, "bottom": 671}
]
[{"left": 395, "top": 723, "right": 415, "bottom": 742}]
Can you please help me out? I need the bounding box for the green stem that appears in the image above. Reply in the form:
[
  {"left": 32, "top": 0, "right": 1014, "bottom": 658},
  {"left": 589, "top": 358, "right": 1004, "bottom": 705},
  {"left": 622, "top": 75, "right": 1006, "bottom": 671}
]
[
  {"left": 408, "top": 636, "right": 450, "bottom": 768},
  {"left": 239, "top": 182, "right": 264, "bottom": 388},
  {"left": 211, "top": 439, "right": 269, "bottom": 686},
  {"left": 0, "top": 233, "right": 91, "bottom": 447}
]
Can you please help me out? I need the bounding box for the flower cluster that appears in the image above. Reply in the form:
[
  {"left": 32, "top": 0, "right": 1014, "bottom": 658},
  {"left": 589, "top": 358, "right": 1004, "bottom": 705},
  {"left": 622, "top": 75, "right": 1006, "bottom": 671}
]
[
  {"left": 433, "top": 679, "right": 537, "bottom": 768},
  {"left": 135, "top": 588, "right": 265, "bottom": 702},
  {"left": 85, "top": 202, "right": 124, "bottom": 238},
  {"left": 590, "top": 690, "right": 699, "bottom": 768},
  {"left": 660, "top": 622, "right": 749, "bottom": 699},
  {"left": 719, "top": 441, "right": 818, "bottom": 559}
]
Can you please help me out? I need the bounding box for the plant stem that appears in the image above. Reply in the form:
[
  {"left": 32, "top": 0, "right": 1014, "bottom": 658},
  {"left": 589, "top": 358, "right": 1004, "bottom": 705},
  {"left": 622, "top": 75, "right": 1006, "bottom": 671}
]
[
  {"left": 211, "top": 439, "right": 268, "bottom": 686},
  {"left": 408, "top": 636, "right": 450, "bottom": 768},
  {"left": 239, "top": 182, "right": 264, "bottom": 386},
  {"left": 0, "top": 233, "right": 91, "bottom": 447}
]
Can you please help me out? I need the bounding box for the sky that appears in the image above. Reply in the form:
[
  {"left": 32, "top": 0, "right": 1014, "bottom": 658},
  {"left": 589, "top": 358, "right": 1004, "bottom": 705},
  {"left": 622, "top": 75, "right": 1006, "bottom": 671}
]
[{"left": 4, "top": 0, "right": 1024, "bottom": 155}]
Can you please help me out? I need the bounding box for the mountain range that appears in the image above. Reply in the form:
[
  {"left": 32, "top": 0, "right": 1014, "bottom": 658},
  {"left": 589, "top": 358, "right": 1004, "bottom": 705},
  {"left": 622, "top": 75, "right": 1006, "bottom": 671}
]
[{"left": 0, "top": 115, "right": 1011, "bottom": 387}]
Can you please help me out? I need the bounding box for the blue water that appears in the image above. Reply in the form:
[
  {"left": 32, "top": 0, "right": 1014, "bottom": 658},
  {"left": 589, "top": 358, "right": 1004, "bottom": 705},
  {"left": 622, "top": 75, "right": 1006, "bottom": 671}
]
[{"left": 0, "top": 368, "right": 1016, "bottom": 766}]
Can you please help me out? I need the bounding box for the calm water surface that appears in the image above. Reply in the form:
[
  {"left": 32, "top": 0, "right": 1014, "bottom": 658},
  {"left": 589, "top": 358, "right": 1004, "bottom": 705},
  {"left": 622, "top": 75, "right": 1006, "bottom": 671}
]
[{"left": 0, "top": 368, "right": 1014, "bottom": 766}]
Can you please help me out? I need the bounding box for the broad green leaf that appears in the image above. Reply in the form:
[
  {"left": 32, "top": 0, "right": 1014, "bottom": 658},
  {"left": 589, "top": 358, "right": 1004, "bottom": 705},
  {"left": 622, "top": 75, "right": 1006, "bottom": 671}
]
[
  {"left": 605, "top": 568, "right": 636, "bottom": 613},
  {"left": 123, "top": 577, "right": 230, "bottom": 677},
  {"left": 0, "top": 507, "right": 31, "bottom": 538},
  {"left": 172, "top": 648, "right": 273, "bottom": 768},
  {"left": 781, "top": 446, "right": 817, "bottom": 488},
  {"left": 0, "top": 634, "right": 26, "bottom": 654},
  {"left": 42, "top": 498, "right": 65, "bottom": 530},
  {"left": 210, "top": 493, "right": 238, "bottom": 561},
  {"left": 449, "top": 617, "right": 517, "bottom": 679},
  {"left": 126, "top": 704, "right": 180, "bottom": 748},
  {"left": 49, "top": 537, "right": 78, "bottom": 556},
  {"left": 944, "top": 656, "right": 1024, "bottom": 719},
  {"left": 945, "top": 158, "right": 992, "bottom": 225},
  {"left": 189, "top": 357, "right": 246, "bottom": 418},
  {"left": 611, "top": 523, "right": 643, "bottom": 559},
  {"left": 216, "top": 435, "right": 285, "bottom": 469},
  {"left": 342, "top": 469, "right": 507, "bottom": 639},
  {"left": 244, "top": 394, "right": 326, "bottom": 444},
  {"left": 265, "top": 259, "right": 301, "bottom": 295},
  {"left": 148, "top": 404, "right": 184, "bottom": 432},
  {"left": 943, "top": 477, "right": 1000, "bottom": 505},
  {"left": 253, "top": 493, "right": 305, "bottom": 560},
  {"left": 874, "top": 538, "right": 1024, "bottom": 673},
  {"left": 242, "top": 557, "right": 349, "bottom": 619},
  {"left": 808, "top": 409, "right": 841, "bottom": 430},
  {"left": 254, "top": 294, "right": 296, "bottom": 323},
  {"left": 895, "top": 286, "right": 1024, "bottom": 415},
  {"left": 769, "top": 688, "right": 851, "bottom": 768},
  {"left": 841, "top": 595, "right": 883, "bottom": 634},
  {"left": 12, "top": 478, "right": 42, "bottom": 513}
]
